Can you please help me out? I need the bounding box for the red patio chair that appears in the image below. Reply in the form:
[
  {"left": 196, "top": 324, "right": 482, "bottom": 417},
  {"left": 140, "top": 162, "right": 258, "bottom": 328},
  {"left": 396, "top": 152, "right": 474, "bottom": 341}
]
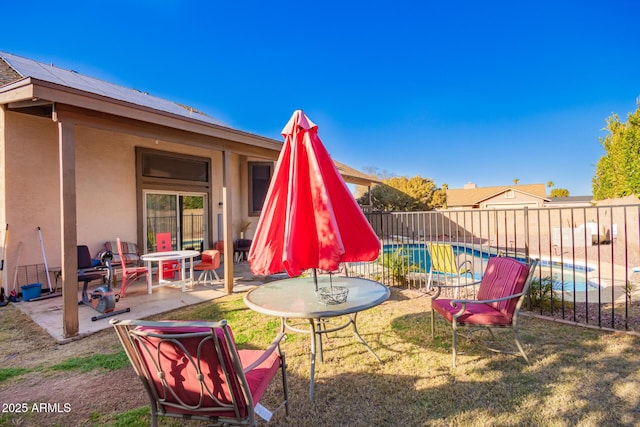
[
  {"left": 110, "top": 318, "right": 289, "bottom": 427},
  {"left": 430, "top": 255, "right": 538, "bottom": 367},
  {"left": 155, "top": 232, "right": 180, "bottom": 280},
  {"left": 194, "top": 249, "right": 221, "bottom": 287},
  {"left": 116, "top": 238, "right": 149, "bottom": 297},
  {"left": 215, "top": 240, "right": 225, "bottom": 255}
]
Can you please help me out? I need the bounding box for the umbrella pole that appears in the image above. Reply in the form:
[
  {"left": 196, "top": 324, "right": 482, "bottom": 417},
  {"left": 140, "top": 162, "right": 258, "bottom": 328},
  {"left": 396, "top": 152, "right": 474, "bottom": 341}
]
[{"left": 312, "top": 268, "right": 318, "bottom": 292}]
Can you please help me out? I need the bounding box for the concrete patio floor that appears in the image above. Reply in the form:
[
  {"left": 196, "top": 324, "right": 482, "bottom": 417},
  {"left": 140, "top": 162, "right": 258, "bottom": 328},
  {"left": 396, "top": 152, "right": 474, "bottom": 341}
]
[{"left": 12, "top": 261, "right": 270, "bottom": 343}]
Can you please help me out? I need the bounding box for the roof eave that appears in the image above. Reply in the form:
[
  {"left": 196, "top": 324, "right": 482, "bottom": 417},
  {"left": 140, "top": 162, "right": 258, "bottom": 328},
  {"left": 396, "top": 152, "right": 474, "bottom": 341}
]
[{"left": 0, "top": 76, "right": 37, "bottom": 104}]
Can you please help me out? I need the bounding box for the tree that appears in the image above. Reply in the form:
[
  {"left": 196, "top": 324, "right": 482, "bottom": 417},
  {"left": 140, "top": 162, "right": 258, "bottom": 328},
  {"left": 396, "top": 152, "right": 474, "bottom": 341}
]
[
  {"left": 362, "top": 166, "right": 393, "bottom": 180},
  {"left": 431, "top": 183, "right": 447, "bottom": 209},
  {"left": 513, "top": 178, "right": 520, "bottom": 185},
  {"left": 593, "top": 102, "right": 640, "bottom": 199},
  {"left": 357, "top": 175, "right": 439, "bottom": 211},
  {"left": 547, "top": 181, "right": 554, "bottom": 189},
  {"left": 354, "top": 166, "right": 393, "bottom": 200},
  {"left": 183, "top": 195, "right": 203, "bottom": 209},
  {"left": 550, "top": 188, "right": 569, "bottom": 197}
]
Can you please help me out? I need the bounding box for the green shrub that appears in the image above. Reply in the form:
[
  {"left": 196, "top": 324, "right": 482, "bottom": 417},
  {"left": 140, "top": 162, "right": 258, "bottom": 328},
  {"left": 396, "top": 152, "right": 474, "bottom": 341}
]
[
  {"left": 529, "top": 276, "right": 566, "bottom": 310},
  {"left": 380, "top": 247, "right": 422, "bottom": 286}
]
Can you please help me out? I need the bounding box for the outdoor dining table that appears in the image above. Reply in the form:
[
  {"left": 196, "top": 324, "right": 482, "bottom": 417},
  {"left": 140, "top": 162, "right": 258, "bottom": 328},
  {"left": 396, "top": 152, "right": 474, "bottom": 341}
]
[
  {"left": 141, "top": 250, "right": 200, "bottom": 294},
  {"left": 243, "top": 275, "right": 390, "bottom": 399}
]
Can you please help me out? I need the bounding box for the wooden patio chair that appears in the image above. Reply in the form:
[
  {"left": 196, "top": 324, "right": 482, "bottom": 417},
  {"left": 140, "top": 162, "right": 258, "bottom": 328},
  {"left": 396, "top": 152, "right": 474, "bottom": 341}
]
[
  {"left": 116, "top": 237, "right": 149, "bottom": 297},
  {"left": 430, "top": 255, "right": 538, "bottom": 367},
  {"left": 155, "top": 232, "right": 180, "bottom": 280},
  {"left": 110, "top": 318, "right": 289, "bottom": 427}
]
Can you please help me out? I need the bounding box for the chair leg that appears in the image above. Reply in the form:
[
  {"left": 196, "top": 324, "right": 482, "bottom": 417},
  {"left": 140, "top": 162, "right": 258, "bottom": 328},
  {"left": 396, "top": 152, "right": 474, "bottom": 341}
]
[
  {"left": 196, "top": 270, "right": 205, "bottom": 285},
  {"left": 198, "top": 269, "right": 221, "bottom": 288},
  {"left": 197, "top": 270, "right": 211, "bottom": 286},
  {"left": 514, "top": 329, "right": 531, "bottom": 365},
  {"left": 452, "top": 323, "right": 458, "bottom": 368},
  {"left": 281, "top": 351, "right": 290, "bottom": 416},
  {"left": 119, "top": 275, "right": 129, "bottom": 298},
  {"left": 119, "top": 271, "right": 145, "bottom": 297},
  {"left": 431, "top": 308, "right": 435, "bottom": 339},
  {"left": 203, "top": 271, "right": 216, "bottom": 287}
]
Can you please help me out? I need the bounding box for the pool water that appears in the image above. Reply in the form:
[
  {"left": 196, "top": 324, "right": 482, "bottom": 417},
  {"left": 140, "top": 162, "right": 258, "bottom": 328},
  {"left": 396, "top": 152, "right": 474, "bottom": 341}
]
[{"left": 383, "top": 243, "right": 599, "bottom": 292}]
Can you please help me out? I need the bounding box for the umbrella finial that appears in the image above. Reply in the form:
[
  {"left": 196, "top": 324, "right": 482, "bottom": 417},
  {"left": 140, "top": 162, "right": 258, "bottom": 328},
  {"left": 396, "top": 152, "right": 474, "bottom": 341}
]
[{"left": 282, "top": 110, "right": 317, "bottom": 136}]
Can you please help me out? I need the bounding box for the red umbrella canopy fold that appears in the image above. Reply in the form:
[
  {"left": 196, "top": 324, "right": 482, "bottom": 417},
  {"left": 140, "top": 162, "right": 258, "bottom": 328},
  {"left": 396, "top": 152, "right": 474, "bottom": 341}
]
[{"left": 248, "top": 110, "right": 380, "bottom": 277}]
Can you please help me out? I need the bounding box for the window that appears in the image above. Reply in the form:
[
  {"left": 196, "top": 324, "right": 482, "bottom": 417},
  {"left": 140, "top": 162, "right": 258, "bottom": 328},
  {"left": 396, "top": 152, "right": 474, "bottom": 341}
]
[
  {"left": 142, "top": 151, "right": 208, "bottom": 182},
  {"left": 505, "top": 190, "right": 515, "bottom": 199},
  {"left": 249, "top": 162, "right": 273, "bottom": 216},
  {"left": 136, "top": 148, "right": 212, "bottom": 251}
]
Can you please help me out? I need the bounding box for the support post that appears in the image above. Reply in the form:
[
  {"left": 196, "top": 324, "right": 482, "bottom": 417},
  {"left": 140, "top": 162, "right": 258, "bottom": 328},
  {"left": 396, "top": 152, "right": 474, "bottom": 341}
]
[
  {"left": 222, "top": 150, "right": 234, "bottom": 294},
  {"left": 58, "top": 120, "right": 79, "bottom": 338}
]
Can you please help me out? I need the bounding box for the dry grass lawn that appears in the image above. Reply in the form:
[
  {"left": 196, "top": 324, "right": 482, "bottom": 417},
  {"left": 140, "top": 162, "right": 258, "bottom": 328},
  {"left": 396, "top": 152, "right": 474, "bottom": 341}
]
[{"left": 1, "top": 287, "right": 640, "bottom": 426}]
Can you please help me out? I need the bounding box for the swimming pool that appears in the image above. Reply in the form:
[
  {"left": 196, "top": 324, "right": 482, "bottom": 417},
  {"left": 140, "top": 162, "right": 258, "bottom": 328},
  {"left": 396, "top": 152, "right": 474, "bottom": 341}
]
[{"left": 383, "top": 243, "right": 599, "bottom": 292}]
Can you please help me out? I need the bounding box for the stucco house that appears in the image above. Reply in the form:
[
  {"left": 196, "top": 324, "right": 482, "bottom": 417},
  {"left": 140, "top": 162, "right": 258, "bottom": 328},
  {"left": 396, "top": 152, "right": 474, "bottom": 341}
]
[
  {"left": 446, "top": 182, "right": 550, "bottom": 209},
  {"left": 0, "top": 51, "right": 377, "bottom": 337}
]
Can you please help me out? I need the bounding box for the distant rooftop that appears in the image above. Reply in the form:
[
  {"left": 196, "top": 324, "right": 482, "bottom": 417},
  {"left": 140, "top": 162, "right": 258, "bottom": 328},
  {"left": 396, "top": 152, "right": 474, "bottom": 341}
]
[
  {"left": 548, "top": 196, "right": 594, "bottom": 204},
  {"left": 447, "top": 183, "right": 549, "bottom": 207}
]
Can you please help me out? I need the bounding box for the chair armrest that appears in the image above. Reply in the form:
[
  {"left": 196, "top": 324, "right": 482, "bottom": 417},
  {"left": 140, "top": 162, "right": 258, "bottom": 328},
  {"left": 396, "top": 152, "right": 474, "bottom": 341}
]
[
  {"left": 456, "top": 259, "right": 473, "bottom": 275},
  {"left": 243, "top": 332, "right": 286, "bottom": 374},
  {"left": 78, "top": 267, "right": 104, "bottom": 274},
  {"left": 430, "top": 279, "right": 481, "bottom": 300},
  {"left": 433, "top": 280, "right": 481, "bottom": 290},
  {"left": 451, "top": 290, "right": 525, "bottom": 307},
  {"left": 448, "top": 290, "right": 526, "bottom": 317}
]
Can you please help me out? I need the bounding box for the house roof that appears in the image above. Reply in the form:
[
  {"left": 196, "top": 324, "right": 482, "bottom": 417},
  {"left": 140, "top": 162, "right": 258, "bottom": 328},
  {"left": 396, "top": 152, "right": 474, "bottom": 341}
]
[
  {"left": 447, "top": 183, "right": 549, "bottom": 207},
  {"left": 0, "top": 51, "right": 227, "bottom": 127},
  {"left": 334, "top": 161, "right": 381, "bottom": 186},
  {"left": 0, "top": 54, "right": 21, "bottom": 86},
  {"left": 0, "top": 51, "right": 377, "bottom": 186}
]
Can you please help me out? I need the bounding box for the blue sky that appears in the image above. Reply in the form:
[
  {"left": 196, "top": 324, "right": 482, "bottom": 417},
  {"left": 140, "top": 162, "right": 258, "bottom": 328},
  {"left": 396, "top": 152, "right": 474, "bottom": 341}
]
[{"left": 4, "top": 0, "right": 639, "bottom": 196}]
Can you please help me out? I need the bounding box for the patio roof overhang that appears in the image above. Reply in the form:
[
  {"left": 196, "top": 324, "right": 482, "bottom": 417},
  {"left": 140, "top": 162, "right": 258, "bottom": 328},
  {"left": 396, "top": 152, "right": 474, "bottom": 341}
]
[{"left": 1, "top": 77, "right": 288, "bottom": 338}]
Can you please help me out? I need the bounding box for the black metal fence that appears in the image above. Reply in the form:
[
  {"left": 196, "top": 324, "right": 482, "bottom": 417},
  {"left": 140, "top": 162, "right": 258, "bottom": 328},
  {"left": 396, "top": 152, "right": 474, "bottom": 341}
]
[
  {"left": 349, "top": 205, "right": 640, "bottom": 334},
  {"left": 146, "top": 213, "right": 204, "bottom": 253}
]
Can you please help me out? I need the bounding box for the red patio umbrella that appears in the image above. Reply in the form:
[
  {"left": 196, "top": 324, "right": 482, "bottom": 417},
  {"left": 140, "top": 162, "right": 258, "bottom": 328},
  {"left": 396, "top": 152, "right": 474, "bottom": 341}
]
[{"left": 248, "top": 110, "right": 380, "bottom": 283}]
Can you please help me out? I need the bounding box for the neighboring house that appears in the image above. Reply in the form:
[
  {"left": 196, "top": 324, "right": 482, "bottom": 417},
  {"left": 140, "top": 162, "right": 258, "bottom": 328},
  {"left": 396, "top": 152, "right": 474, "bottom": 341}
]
[
  {"left": 446, "top": 182, "right": 550, "bottom": 209},
  {"left": 0, "top": 51, "right": 377, "bottom": 337}
]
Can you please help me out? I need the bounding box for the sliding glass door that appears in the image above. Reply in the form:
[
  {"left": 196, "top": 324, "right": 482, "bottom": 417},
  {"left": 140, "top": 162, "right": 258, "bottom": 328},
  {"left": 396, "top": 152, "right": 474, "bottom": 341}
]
[{"left": 144, "top": 192, "right": 207, "bottom": 253}]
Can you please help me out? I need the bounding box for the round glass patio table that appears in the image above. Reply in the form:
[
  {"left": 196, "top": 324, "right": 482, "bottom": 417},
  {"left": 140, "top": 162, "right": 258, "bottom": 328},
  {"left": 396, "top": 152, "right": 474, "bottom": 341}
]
[{"left": 244, "top": 275, "right": 390, "bottom": 399}]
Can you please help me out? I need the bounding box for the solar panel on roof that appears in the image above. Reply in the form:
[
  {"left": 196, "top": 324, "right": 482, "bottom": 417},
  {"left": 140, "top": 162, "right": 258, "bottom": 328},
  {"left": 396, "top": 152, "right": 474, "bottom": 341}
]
[{"left": 0, "top": 51, "right": 228, "bottom": 127}]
